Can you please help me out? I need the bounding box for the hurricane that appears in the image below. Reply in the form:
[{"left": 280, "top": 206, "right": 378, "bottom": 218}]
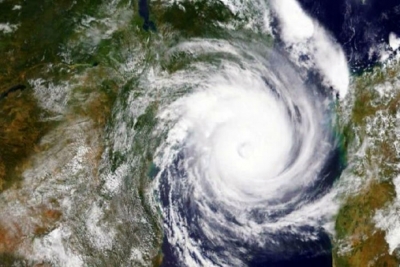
[
  {"left": 0, "top": 0, "right": 366, "bottom": 265},
  {"left": 150, "top": 33, "right": 342, "bottom": 265}
]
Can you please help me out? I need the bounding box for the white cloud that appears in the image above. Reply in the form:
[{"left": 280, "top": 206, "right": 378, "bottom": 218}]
[
  {"left": 33, "top": 227, "right": 84, "bottom": 267},
  {"left": 0, "top": 22, "right": 18, "bottom": 33},
  {"left": 374, "top": 175, "right": 400, "bottom": 254},
  {"left": 389, "top": 32, "right": 400, "bottom": 51},
  {"left": 270, "top": 0, "right": 350, "bottom": 97}
]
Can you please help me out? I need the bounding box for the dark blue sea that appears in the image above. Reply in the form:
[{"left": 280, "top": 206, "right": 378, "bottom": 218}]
[{"left": 298, "top": 0, "right": 400, "bottom": 70}]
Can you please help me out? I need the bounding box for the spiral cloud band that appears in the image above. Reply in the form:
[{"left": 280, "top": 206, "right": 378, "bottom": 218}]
[{"left": 152, "top": 38, "right": 338, "bottom": 266}]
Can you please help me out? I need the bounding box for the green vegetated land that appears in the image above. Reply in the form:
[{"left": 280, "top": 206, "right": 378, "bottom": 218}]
[
  {"left": 0, "top": 0, "right": 170, "bottom": 263},
  {"left": 0, "top": 0, "right": 108, "bottom": 192},
  {"left": 0, "top": 0, "right": 120, "bottom": 262},
  {"left": 333, "top": 63, "right": 400, "bottom": 267},
  {"left": 154, "top": 0, "right": 235, "bottom": 37}
]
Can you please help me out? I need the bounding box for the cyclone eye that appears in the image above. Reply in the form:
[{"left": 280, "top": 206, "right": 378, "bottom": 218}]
[
  {"left": 238, "top": 142, "right": 252, "bottom": 159},
  {"left": 153, "top": 40, "right": 337, "bottom": 266}
]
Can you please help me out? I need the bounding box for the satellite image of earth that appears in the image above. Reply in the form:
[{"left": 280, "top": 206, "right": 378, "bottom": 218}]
[{"left": 1, "top": 0, "right": 400, "bottom": 266}]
